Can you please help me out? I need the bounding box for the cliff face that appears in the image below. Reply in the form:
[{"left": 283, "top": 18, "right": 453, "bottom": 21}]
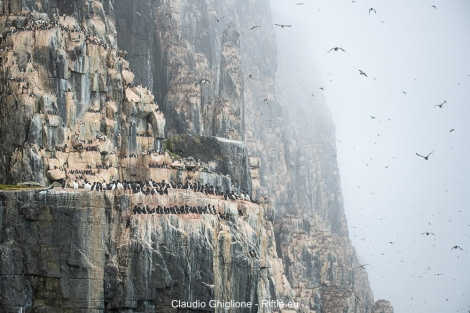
[{"left": 0, "top": 0, "right": 392, "bottom": 313}]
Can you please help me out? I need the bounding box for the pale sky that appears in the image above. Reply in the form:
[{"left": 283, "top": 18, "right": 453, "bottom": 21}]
[{"left": 270, "top": 0, "right": 470, "bottom": 312}]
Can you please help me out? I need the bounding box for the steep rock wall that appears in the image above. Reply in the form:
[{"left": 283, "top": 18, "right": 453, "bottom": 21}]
[{"left": 0, "top": 0, "right": 392, "bottom": 312}]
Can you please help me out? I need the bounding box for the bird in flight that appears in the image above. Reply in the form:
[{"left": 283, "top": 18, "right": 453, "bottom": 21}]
[
  {"left": 434, "top": 100, "right": 446, "bottom": 108},
  {"left": 195, "top": 78, "right": 210, "bottom": 86},
  {"left": 328, "top": 47, "right": 345, "bottom": 53},
  {"left": 295, "top": 2, "right": 304, "bottom": 5},
  {"left": 450, "top": 128, "right": 455, "bottom": 133},
  {"left": 213, "top": 15, "right": 225, "bottom": 23},
  {"left": 369, "top": 8, "right": 377, "bottom": 14},
  {"left": 136, "top": 12, "right": 142, "bottom": 16},
  {"left": 416, "top": 150, "right": 434, "bottom": 160},
  {"left": 250, "top": 25, "right": 262, "bottom": 30},
  {"left": 431, "top": 5, "right": 437, "bottom": 9},
  {"left": 359, "top": 70, "right": 367, "bottom": 77},
  {"left": 421, "top": 232, "right": 435, "bottom": 236},
  {"left": 275, "top": 23, "right": 292, "bottom": 28},
  {"left": 355, "top": 264, "right": 368, "bottom": 271},
  {"left": 451, "top": 245, "right": 463, "bottom": 251}
]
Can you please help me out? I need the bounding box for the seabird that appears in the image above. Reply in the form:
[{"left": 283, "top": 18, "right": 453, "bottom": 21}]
[
  {"left": 250, "top": 25, "right": 261, "bottom": 30},
  {"left": 355, "top": 264, "right": 368, "bottom": 270},
  {"left": 195, "top": 78, "right": 210, "bottom": 86},
  {"left": 36, "top": 185, "right": 54, "bottom": 194},
  {"left": 415, "top": 150, "right": 434, "bottom": 160},
  {"left": 451, "top": 245, "right": 463, "bottom": 251},
  {"left": 136, "top": 12, "right": 142, "bottom": 16},
  {"left": 434, "top": 100, "right": 446, "bottom": 108},
  {"left": 450, "top": 129, "right": 455, "bottom": 133},
  {"left": 431, "top": 5, "right": 437, "bottom": 9},
  {"left": 327, "top": 47, "right": 345, "bottom": 53},
  {"left": 213, "top": 15, "right": 225, "bottom": 23},
  {"left": 73, "top": 180, "right": 79, "bottom": 190},
  {"left": 84, "top": 181, "right": 91, "bottom": 191},
  {"left": 359, "top": 69, "right": 367, "bottom": 77},
  {"left": 274, "top": 23, "right": 292, "bottom": 28},
  {"left": 421, "top": 232, "right": 435, "bottom": 236},
  {"left": 369, "top": 8, "right": 376, "bottom": 14}
]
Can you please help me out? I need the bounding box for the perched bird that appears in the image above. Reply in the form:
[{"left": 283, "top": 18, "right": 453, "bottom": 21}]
[
  {"left": 250, "top": 25, "right": 262, "bottom": 30},
  {"left": 451, "top": 245, "right": 464, "bottom": 251},
  {"left": 434, "top": 100, "right": 446, "bottom": 108},
  {"left": 327, "top": 47, "right": 345, "bottom": 53},
  {"left": 359, "top": 69, "right": 367, "bottom": 77},
  {"left": 416, "top": 150, "right": 434, "bottom": 160},
  {"left": 369, "top": 8, "right": 377, "bottom": 14},
  {"left": 275, "top": 23, "right": 292, "bottom": 28}
]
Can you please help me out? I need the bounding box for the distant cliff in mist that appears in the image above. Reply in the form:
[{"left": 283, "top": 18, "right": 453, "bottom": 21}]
[{"left": 0, "top": 0, "right": 392, "bottom": 312}]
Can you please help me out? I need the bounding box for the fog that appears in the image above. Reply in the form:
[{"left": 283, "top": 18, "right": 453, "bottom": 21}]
[{"left": 270, "top": 0, "right": 470, "bottom": 312}]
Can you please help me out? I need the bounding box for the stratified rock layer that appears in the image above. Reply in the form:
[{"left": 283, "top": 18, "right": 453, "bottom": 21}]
[{"left": 0, "top": 0, "right": 393, "bottom": 312}]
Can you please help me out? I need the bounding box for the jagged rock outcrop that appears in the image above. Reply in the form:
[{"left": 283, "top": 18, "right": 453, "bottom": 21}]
[
  {"left": 371, "top": 300, "right": 394, "bottom": 313},
  {"left": 0, "top": 0, "right": 393, "bottom": 312}
]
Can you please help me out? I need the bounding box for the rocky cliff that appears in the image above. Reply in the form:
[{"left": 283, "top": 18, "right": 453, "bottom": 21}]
[{"left": 0, "top": 0, "right": 392, "bottom": 313}]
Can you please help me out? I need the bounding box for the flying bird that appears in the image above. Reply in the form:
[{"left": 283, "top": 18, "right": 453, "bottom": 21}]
[
  {"left": 275, "top": 23, "right": 292, "bottom": 28},
  {"left": 195, "top": 78, "right": 210, "bottom": 86},
  {"left": 213, "top": 15, "right": 225, "bottom": 23},
  {"left": 434, "top": 100, "right": 446, "bottom": 108},
  {"left": 421, "top": 232, "right": 435, "bottom": 236},
  {"left": 451, "top": 245, "right": 463, "bottom": 251},
  {"left": 415, "top": 150, "right": 434, "bottom": 160},
  {"left": 369, "top": 8, "right": 376, "bottom": 14},
  {"left": 250, "top": 25, "right": 262, "bottom": 30},
  {"left": 327, "top": 47, "right": 345, "bottom": 53},
  {"left": 295, "top": 2, "right": 304, "bottom": 5},
  {"left": 355, "top": 264, "right": 368, "bottom": 270},
  {"left": 431, "top": 5, "right": 437, "bottom": 9},
  {"left": 449, "top": 128, "right": 455, "bottom": 133},
  {"left": 359, "top": 70, "right": 367, "bottom": 77},
  {"left": 36, "top": 185, "right": 54, "bottom": 194},
  {"left": 136, "top": 12, "right": 142, "bottom": 16}
]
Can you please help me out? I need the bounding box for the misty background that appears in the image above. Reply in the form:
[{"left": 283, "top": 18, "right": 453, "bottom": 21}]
[{"left": 270, "top": 0, "right": 470, "bottom": 312}]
